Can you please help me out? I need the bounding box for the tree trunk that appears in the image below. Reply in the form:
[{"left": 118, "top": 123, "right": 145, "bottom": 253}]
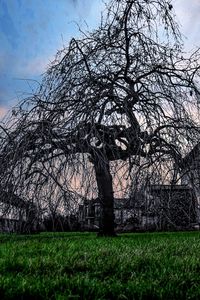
[{"left": 93, "top": 159, "right": 116, "bottom": 236}]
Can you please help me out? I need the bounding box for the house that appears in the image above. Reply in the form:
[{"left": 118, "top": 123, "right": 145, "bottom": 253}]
[
  {"left": 145, "top": 185, "right": 197, "bottom": 229},
  {"left": 78, "top": 197, "right": 138, "bottom": 230},
  {"left": 181, "top": 144, "right": 200, "bottom": 188},
  {"left": 0, "top": 187, "right": 38, "bottom": 233},
  {"left": 78, "top": 184, "right": 198, "bottom": 231},
  {"left": 181, "top": 143, "right": 200, "bottom": 222}
]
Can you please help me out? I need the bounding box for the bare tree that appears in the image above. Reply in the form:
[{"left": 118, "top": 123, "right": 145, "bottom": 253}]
[{"left": 0, "top": 0, "right": 200, "bottom": 236}]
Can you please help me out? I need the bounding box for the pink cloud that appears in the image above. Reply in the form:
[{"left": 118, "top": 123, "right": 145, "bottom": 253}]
[{"left": 0, "top": 106, "right": 8, "bottom": 119}]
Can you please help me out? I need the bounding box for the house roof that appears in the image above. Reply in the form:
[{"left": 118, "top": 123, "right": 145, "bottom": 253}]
[
  {"left": 181, "top": 143, "right": 200, "bottom": 168},
  {"left": 147, "top": 184, "right": 195, "bottom": 201},
  {"left": 0, "top": 187, "right": 36, "bottom": 211},
  {"left": 149, "top": 184, "right": 193, "bottom": 192}
]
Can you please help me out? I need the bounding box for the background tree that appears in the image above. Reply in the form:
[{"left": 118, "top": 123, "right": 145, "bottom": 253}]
[{"left": 0, "top": 0, "right": 200, "bottom": 236}]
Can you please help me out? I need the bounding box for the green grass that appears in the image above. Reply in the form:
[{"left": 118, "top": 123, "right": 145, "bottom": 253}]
[{"left": 0, "top": 231, "right": 200, "bottom": 299}]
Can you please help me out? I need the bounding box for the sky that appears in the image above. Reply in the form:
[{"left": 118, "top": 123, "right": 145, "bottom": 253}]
[{"left": 0, "top": 0, "right": 200, "bottom": 118}]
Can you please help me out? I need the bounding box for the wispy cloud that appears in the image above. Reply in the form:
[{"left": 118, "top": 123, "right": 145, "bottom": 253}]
[
  {"left": 0, "top": 1, "right": 19, "bottom": 48},
  {"left": 70, "top": 0, "right": 105, "bottom": 30},
  {"left": 1, "top": 0, "right": 199, "bottom": 111},
  {"left": 0, "top": 106, "right": 8, "bottom": 119},
  {"left": 16, "top": 55, "right": 54, "bottom": 77},
  {"left": 173, "top": 0, "right": 200, "bottom": 49}
]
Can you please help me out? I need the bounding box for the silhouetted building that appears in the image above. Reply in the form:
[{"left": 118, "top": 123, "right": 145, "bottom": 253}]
[
  {"left": 78, "top": 184, "right": 198, "bottom": 231},
  {"left": 0, "top": 187, "right": 38, "bottom": 233},
  {"left": 146, "top": 185, "right": 197, "bottom": 229}
]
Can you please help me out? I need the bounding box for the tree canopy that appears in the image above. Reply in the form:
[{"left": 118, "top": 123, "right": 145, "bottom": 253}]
[{"left": 1, "top": 0, "right": 200, "bottom": 235}]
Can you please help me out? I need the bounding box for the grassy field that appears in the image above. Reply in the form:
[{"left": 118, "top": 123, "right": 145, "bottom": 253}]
[{"left": 0, "top": 231, "right": 200, "bottom": 299}]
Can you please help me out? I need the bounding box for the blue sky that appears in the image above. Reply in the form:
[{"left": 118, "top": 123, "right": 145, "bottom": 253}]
[{"left": 0, "top": 0, "right": 200, "bottom": 117}]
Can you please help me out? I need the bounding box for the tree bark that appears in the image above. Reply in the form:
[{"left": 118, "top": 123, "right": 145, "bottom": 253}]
[{"left": 93, "top": 159, "right": 116, "bottom": 236}]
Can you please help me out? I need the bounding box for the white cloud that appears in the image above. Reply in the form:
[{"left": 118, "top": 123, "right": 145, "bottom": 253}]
[
  {"left": 173, "top": 0, "right": 200, "bottom": 49},
  {"left": 69, "top": 0, "right": 105, "bottom": 31}
]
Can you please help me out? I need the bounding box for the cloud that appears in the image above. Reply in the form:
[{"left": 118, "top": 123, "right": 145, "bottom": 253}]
[
  {"left": 173, "top": 0, "right": 200, "bottom": 49},
  {"left": 17, "top": 55, "right": 54, "bottom": 77},
  {"left": 0, "top": 54, "right": 6, "bottom": 71},
  {"left": 0, "top": 89, "right": 9, "bottom": 105},
  {"left": 0, "top": 1, "right": 19, "bottom": 48},
  {"left": 0, "top": 50, "right": 54, "bottom": 79},
  {"left": 0, "top": 86, "right": 18, "bottom": 107},
  {"left": 0, "top": 106, "right": 8, "bottom": 119},
  {"left": 71, "top": 0, "right": 78, "bottom": 7},
  {"left": 65, "top": 0, "right": 105, "bottom": 29}
]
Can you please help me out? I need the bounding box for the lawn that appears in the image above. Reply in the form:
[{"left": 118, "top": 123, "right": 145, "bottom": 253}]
[{"left": 0, "top": 231, "right": 200, "bottom": 299}]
